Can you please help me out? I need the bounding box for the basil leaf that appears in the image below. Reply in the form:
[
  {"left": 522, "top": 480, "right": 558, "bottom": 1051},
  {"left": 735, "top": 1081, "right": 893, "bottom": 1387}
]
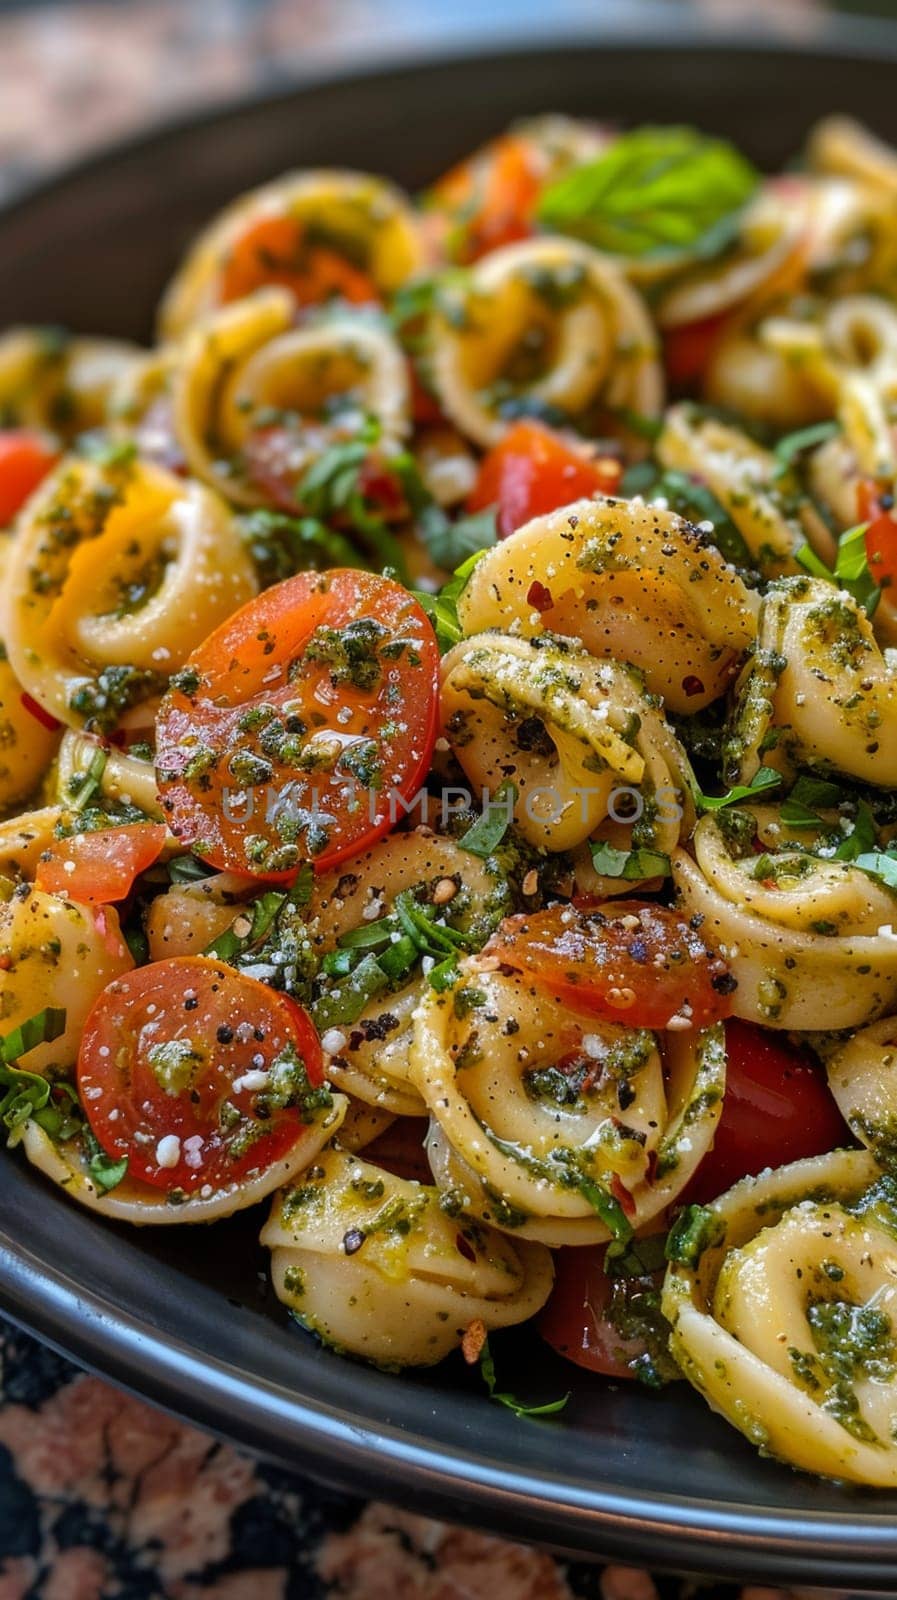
[
  {"left": 780, "top": 774, "right": 845, "bottom": 828},
  {"left": 589, "top": 841, "right": 671, "bottom": 880},
  {"left": 855, "top": 850, "right": 897, "bottom": 889},
  {"left": 419, "top": 504, "right": 498, "bottom": 571},
  {"left": 696, "top": 766, "right": 781, "bottom": 812},
  {"left": 645, "top": 469, "right": 752, "bottom": 569},
  {"left": 82, "top": 1124, "right": 129, "bottom": 1192},
  {"left": 413, "top": 548, "right": 491, "bottom": 653},
  {"left": 459, "top": 780, "right": 517, "bottom": 857},
  {"left": 796, "top": 522, "right": 880, "bottom": 616},
  {"left": 311, "top": 952, "right": 391, "bottom": 1031},
  {"left": 665, "top": 1203, "right": 724, "bottom": 1266},
  {"left": 774, "top": 420, "right": 840, "bottom": 469},
  {"left": 479, "top": 1337, "right": 569, "bottom": 1419},
  {"left": 1, "top": 1007, "right": 67, "bottom": 1065},
  {"left": 67, "top": 747, "right": 108, "bottom": 814},
  {"left": 537, "top": 125, "right": 758, "bottom": 260},
  {"left": 834, "top": 800, "right": 876, "bottom": 862},
  {"left": 167, "top": 854, "right": 216, "bottom": 884}
]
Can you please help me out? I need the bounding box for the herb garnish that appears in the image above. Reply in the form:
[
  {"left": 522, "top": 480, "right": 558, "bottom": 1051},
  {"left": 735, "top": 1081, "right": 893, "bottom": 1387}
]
[{"left": 479, "top": 1337, "right": 569, "bottom": 1419}]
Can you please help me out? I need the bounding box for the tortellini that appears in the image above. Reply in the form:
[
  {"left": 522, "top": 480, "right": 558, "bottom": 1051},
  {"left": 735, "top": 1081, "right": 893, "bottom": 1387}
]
[
  {"left": 2, "top": 455, "right": 257, "bottom": 731},
  {"left": 672, "top": 808, "right": 897, "bottom": 1029},
  {"left": 261, "top": 1144, "right": 553, "bottom": 1367},
  {"left": 651, "top": 181, "right": 807, "bottom": 328},
  {"left": 458, "top": 496, "right": 757, "bottom": 711},
  {"left": 0, "top": 538, "right": 60, "bottom": 807},
  {"left": 0, "top": 328, "right": 141, "bottom": 437},
  {"left": 826, "top": 1017, "right": 897, "bottom": 1168},
  {"left": 662, "top": 1149, "right": 897, "bottom": 1486},
  {"left": 726, "top": 576, "right": 897, "bottom": 789},
  {"left": 441, "top": 631, "right": 694, "bottom": 863},
  {"left": 0, "top": 885, "right": 134, "bottom": 1072},
  {"left": 172, "top": 288, "right": 410, "bottom": 507},
  {"left": 159, "top": 169, "right": 424, "bottom": 341},
  {"left": 20, "top": 1083, "right": 346, "bottom": 1226},
  {"left": 428, "top": 237, "right": 662, "bottom": 449},
  {"left": 412, "top": 963, "right": 725, "bottom": 1246},
  {"left": 305, "top": 830, "right": 508, "bottom": 1116}
]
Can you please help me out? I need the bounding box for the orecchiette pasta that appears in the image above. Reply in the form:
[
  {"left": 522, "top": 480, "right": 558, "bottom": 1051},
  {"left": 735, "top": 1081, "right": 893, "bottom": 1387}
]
[
  {"left": 159, "top": 169, "right": 424, "bottom": 341},
  {"left": 412, "top": 963, "right": 725, "bottom": 1245},
  {"left": 662, "top": 1149, "right": 897, "bottom": 1485},
  {"left": 428, "top": 237, "right": 662, "bottom": 449},
  {"left": 2, "top": 455, "right": 257, "bottom": 730},
  {"left": 458, "top": 496, "right": 757, "bottom": 711},
  {"left": 262, "top": 1144, "right": 554, "bottom": 1366},
  {"left": 672, "top": 808, "right": 897, "bottom": 1029}
]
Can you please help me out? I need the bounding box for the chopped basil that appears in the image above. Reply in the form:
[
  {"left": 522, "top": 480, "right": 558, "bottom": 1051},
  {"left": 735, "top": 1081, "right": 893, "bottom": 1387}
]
[
  {"left": 479, "top": 1337, "right": 569, "bottom": 1419},
  {"left": 537, "top": 125, "right": 758, "bottom": 260},
  {"left": 796, "top": 522, "right": 880, "bottom": 617},
  {"left": 833, "top": 800, "right": 876, "bottom": 862},
  {"left": 855, "top": 850, "right": 897, "bottom": 889},
  {"left": 589, "top": 841, "right": 671, "bottom": 880},
  {"left": 665, "top": 1203, "right": 724, "bottom": 1266},
  {"left": 780, "top": 774, "right": 846, "bottom": 828},
  {"left": 459, "top": 780, "right": 517, "bottom": 857},
  {"left": 695, "top": 766, "right": 781, "bottom": 812},
  {"left": 773, "top": 420, "right": 840, "bottom": 469},
  {"left": 412, "top": 548, "right": 489, "bottom": 653},
  {"left": 1, "top": 1008, "right": 67, "bottom": 1065},
  {"left": 240, "top": 508, "right": 361, "bottom": 586}
]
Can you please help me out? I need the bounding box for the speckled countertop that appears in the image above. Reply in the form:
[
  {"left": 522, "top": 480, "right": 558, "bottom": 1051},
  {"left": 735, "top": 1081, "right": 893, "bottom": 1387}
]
[{"left": 0, "top": 4, "right": 845, "bottom": 1597}]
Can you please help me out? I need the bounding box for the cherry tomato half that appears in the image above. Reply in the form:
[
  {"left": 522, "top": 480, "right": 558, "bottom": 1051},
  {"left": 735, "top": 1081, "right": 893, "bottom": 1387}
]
[
  {"left": 681, "top": 1018, "right": 849, "bottom": 1205},
  {"left": 859, "top": 479, "right": 897, "bottom": 596},
  {"left": 429, "top": 134, "right": 542, "bottom": 264},
  {"left": 155, "top": 569, "right": 440, "bottom": 879},
  {"left": 77, "top": 955, "right": 326, "bottom": 1193},
  {"left": 483, "top": 901, "right": 735, "bottom": 1030},
  {"left": 0, "top": 429, "right": 59, "bottom": 525},
  {"left": 539, "top": 1244, "right": 665, "bottom": 1381},
  {"left": 663, "top": 313, "right": 730, "bottom": 391},
  {"left": 35, "top": 822, "right": 167, "bottom": 904},
  {"left": 219, "top": 215, "right": 377, "bottom": 308},
  {"left": 467, "top": 419, "right": 621, "bottom": 540}
]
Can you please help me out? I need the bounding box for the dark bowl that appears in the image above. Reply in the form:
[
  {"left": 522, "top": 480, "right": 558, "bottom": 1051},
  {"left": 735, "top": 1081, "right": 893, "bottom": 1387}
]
[{"left": 4, "top": 29, "right": 897, "bottom": 1588}]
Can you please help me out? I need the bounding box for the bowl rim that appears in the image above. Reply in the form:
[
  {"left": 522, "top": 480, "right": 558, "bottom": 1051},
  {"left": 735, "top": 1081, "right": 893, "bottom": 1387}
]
[{"left": 5, "top": 28, "right": 897, "bottom": 1585}]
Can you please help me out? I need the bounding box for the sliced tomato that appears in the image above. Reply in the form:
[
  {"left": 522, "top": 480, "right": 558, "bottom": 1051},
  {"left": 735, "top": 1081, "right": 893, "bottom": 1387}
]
[
  {"left": 681, "top": 1018, "right": 848, "bottom": 1205},
  {"left": 483, "top": 901, "right": 735, "bottom": 1030},
  {"left": 0, "top": 429, "right": 59, "bottom": 525},
  {"left": 155, "top": 569, "right": 440, "bottom": 879},
  {"left": 429, "top": 134, "right": 542, "bottom": 264},
  {"left": 467, "top": 419, "right": 621, "bottom": 540},
  {"left": 35, "top": 822, "right": 167, "bottom": 904},
  {"left": 859, "top": 479, "right": 897, "bottom": 594},
  {"left": 219, "top": 215, "right": 377, "bottom": 307},
  {"left": 663, "top": 312, "right": 730, "bottom": 390},
  {"left": 539, "top": 1244, "right": 665, "bottom": 1381},
  {"left": 77, "top": 955, "right": 326, "bottom": 1193}
]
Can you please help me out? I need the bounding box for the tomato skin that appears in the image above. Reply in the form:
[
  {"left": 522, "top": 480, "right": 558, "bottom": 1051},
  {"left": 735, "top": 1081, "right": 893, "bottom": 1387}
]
[
  {"left": 219, "top": 215, "right": 377, "bottom": 307},
  {"left": 681, "top": 1018, "right": 849, "bottom": 1205},
  {"left": 35, "top": 823, "right": 167, "bottom": 904},
  {"left": 77, "top": 955, "right": 326, "bottom": 1193},
  {"left": 155, "top": 569, "right": 440, "bottom": 880},
  {"left": 483, "top": 901, "right": 735, "bottom": 1030},
  {"left": 362, "top": 1117, "right": 432, "bottom": 1184},
  {"left": 0, "top": 430, "right": 59, "bottom": 525},
  {"left": 467, "top": 420, "right": 622, "bottom": 539},
  {"left": 539, "top": 1245, "right": 666, "bottom": 1381},
  {"left": 430, "top": 135, "right": 541, "bottom": 264},
  {"left": 663, "top": 313, "right": 729, "bottom": 390},
  {"left": 859, "top": 479, "right": 897, "bottom": 594}
]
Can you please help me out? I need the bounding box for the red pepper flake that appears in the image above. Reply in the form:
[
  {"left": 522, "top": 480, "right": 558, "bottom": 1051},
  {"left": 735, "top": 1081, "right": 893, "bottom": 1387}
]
[
  {"left": 526, "top": 579, "right": 554, "bottom": 613},
  {"left": 20, "top": 692, "right": 61, "bottom": 732},
  {"left": 0, "top": 954, "right": 12, "bottom": 971},
  {"left": 461, "top": 1317, "right": 487, "bottom": 1365},
  {"left": 681, "top": 675, "right": 705, "bottom": 699},
  {"left": 610, "top": 1174, "right": 637, "bottom": 1219}
]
